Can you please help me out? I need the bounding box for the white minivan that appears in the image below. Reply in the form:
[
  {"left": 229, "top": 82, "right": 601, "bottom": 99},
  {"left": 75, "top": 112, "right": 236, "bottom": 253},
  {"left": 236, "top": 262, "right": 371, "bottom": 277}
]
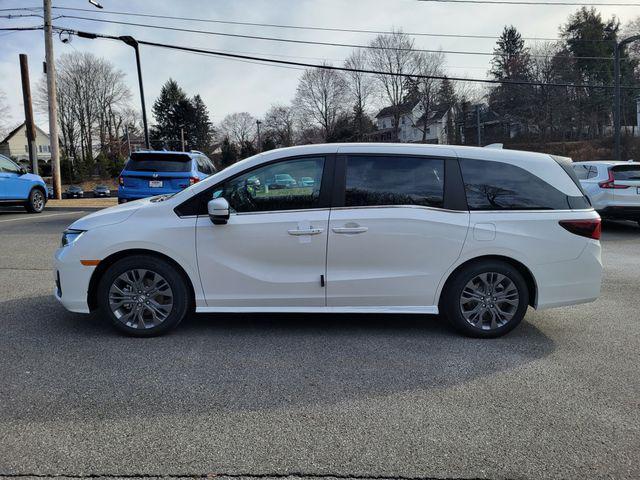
[{"left": 54, "top": 144, "right": 602, "bottom": 338}]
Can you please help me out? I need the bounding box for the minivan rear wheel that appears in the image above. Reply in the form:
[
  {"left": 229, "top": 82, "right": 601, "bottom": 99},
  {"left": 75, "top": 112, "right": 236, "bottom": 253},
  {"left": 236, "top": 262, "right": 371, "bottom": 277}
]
[
  {"left": 441, "top": 260, "right": 529, "bottom": 338},
  {"left": 97, "top": 255, "right": 190, "bottom": 337}
]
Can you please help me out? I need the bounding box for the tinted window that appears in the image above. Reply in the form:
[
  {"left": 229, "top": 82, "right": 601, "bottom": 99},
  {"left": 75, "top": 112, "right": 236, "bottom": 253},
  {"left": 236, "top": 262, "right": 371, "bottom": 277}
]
[
  {"left": 125, "top": 153, "right": 192, "bottom": 172},
  {"left": 460, "top": 159, "right": 573, "bottom": 210},
  {"left": 345, "top": 156, "right": 444, "bottom": 208},
  {"left": 214, "top": 157, "right": 324, "bottom": 213},
  {"left": 612, "top": 165, "right": 640, "bottom": 181}
]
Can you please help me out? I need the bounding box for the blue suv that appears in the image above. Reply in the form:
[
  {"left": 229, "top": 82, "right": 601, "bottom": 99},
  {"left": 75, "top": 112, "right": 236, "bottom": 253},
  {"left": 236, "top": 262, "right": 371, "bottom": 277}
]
[
  {"left": 118, "top": 150, "right": 216, "bottom": 204},
  {"left": 0, "top": 154, "right": 47, "bottom": 213}
]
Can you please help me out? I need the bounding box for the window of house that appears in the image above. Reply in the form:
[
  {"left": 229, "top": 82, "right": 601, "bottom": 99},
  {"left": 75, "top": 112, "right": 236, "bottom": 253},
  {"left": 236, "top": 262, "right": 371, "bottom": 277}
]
[
  {"left": 213, "top": 157, "right": 325, "bottom": 213},
  {"left": 25, "top": 145, "right": 28, "bottom": 152},
  {"left": 345, "top": 155, "right": 445, "bottom": 208},
  {"left": 460, "top": 158, "right": 574, "bottom": 210}
]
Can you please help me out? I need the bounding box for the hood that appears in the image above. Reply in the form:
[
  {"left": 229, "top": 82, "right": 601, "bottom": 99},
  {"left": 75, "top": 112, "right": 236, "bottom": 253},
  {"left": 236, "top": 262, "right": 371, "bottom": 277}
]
[{"left": 68, "top": 198, "right": 151, "bottom": 231}]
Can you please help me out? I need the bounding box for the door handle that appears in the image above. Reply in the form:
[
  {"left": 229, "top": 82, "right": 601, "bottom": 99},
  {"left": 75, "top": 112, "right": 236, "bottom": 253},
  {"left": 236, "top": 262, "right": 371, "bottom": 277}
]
[
  {"left": 287, "top": 227, "right": 324, "bottom": 236},
  {"left": 332, "top": 226, "right": 368, "bottom": 234}
]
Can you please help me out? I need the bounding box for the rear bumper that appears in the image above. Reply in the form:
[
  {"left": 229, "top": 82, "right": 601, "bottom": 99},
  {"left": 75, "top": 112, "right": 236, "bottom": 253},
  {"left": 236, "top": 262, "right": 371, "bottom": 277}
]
[
  {"left": 534, "top": 240, "right": 602, "bottom": 309},
  {"left": 597, "top": 206, "right": 640, "bottom": 221}
]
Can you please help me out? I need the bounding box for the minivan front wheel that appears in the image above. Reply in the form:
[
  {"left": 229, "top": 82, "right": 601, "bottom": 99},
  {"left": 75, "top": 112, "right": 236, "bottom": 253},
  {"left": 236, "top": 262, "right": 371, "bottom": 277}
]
[
  {"left": 441, "top": 260, "right": 529, "bottom": 338},
  {"left": 97, "top": 255, "right": 190, "bottom": 336},
  {"left": 25, "top": 188, "right": 45, "bottom": 213}
]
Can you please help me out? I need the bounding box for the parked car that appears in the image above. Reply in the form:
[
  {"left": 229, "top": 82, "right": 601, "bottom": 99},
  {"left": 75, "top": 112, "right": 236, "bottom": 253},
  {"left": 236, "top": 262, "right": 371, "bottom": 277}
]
[
  {"left": 0, "top": 153, "right": 47, "bottom": 213},
  {"left": 64, "top": 185, "right": 84, "bottom": 198},
  {"left": 300, "top": 176, "right": 315, "bottom": 187},
  {"left": 268, "top": 173, "right": 297, "bottom": 189},
  {"left": 118, "top": 150, "right": 216, "bottom": 204},
  {"left": 55, "top": 144, "right": 602, "bottom": 338},
  {"left": 572, "top": 160, "right": 640, "bottom": 225},
  {"left": 93, "top": 185, "right": 111, "bottom": 198}
]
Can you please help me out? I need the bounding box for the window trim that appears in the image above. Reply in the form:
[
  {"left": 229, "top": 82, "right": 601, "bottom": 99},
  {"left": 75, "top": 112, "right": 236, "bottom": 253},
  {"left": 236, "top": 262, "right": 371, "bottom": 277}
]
[
  {"left": 332, "top": 153, "right": 465, "bottom": 211},
  {"left": 174, "top": 153, "right": 336, "bottom": 217}
]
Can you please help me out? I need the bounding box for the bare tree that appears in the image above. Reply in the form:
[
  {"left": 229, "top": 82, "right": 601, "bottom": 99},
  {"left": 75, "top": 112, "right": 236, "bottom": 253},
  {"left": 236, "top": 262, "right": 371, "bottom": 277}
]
[
  {"left": 219, "top": 112, "right": 257, "bottom": 146},
  {"left": 367, "top": 31, "right": 419, "bottom": 140},
  {"left": 263, "top": 104, "right": 295, "bottom": 147},
  {"left": 408, "top": 51, "right": 445, "bottom": 142},
  {"left": 35, "top": 52, "right": 131, "bottom": 173},
  {"left": 344, "top": 50, "right": 375, "bottom": 140},
  {"left": 294, "top": 63, "right": 348, "bottom": 142},
  {"left": 0, "top": 89, "right": 12, "bottom": 139}
]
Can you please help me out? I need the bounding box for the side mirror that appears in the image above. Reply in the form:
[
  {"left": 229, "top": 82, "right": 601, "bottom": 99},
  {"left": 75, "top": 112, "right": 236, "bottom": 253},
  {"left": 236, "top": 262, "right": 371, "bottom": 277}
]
[{"left": 208, "top": 197, "right": 230, "bottom": 225}]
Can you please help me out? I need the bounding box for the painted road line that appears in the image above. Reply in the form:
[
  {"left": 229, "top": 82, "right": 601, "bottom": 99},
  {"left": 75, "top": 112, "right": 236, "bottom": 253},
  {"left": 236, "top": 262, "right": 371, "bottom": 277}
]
[{"left": 0, "top": 211, "right": 82, "bottom": 224}]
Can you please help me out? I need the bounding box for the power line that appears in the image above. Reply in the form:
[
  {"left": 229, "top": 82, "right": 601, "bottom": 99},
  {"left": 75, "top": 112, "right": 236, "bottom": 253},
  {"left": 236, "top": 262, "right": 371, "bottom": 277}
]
[
  {"left": 2, "top": 5, "right": 618, "bottom": 43},
  {"left": 60, "top": 27, "right": 638, "bottom": 90},
  {"left": 418, "top": 0, "right": 640, "bottom": 4},
  {"left": 54, "top": 15, "right": 615, "bottom": 61}
]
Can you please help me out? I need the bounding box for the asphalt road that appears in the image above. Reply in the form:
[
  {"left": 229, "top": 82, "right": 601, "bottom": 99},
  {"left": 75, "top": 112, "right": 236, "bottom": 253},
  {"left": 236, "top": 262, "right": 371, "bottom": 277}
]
[{"left": 0, "top": 207, "right": 638, "bottom": 480}]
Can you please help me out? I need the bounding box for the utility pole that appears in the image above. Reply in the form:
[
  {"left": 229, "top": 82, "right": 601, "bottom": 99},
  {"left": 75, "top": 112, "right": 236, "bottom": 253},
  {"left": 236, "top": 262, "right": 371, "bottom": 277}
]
[
  {"left": 19, "top": 54, "right": 37, "bottom": 175},
  {"left": 180, "top": 128, "right": 185, "bottom": 151},
  {"left": 256, "top": 119, "right": 262, "bottom": 152},
  {"left": 44, "top": 0, "right": 62, "bottom": 199},
  {"left": 476, "top": 104, "right": 482, "bottom": 146},
  {"left": 614, "top": 35, "right": 640, "bottom": 161}
]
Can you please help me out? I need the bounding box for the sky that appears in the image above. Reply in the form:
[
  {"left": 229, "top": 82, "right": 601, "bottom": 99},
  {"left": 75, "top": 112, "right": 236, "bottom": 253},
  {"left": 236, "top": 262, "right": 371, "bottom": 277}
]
[{"left": 0, "top": 0, "right": 638, "bottom": 134}]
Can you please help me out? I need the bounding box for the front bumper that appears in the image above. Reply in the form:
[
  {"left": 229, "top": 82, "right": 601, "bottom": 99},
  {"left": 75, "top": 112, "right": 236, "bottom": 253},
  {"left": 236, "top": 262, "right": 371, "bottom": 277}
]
[{"left": 54, "top": 247, "right": 94, "bottom": 314}]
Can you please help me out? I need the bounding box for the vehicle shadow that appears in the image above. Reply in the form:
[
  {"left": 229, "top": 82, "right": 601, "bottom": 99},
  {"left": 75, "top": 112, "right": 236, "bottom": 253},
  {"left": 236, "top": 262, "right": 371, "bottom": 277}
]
[{"left": 1, "top": 295, "right": 555, "bottom": 420}]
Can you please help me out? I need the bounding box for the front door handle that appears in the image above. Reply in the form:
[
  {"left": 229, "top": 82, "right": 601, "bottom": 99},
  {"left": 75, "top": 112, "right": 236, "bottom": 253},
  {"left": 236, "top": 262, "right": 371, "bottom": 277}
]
[
  {"left": 288, "top": 227, "right": 324, "bottom": 236},
  {"left": 332, "top": 226, "right": 368, "bottom": 234}
]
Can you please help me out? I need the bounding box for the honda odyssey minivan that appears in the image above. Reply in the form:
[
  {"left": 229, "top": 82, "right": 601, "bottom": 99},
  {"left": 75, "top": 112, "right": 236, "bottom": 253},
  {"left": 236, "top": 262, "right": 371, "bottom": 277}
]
[{"left": 54, "top": 144, "right": 602, "bottom": 338}]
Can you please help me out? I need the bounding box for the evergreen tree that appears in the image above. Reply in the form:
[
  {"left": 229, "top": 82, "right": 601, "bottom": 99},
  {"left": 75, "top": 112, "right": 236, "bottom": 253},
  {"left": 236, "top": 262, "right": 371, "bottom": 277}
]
[
  {"left": 220, "top": 136, "right": 238, "bottom": 168},
  {"left": 191, "top": 94, "right": 214, "bottom": 154},
  {"left": 150, "top": 79, "right": 188, "bottom": 149},
  {"left": 438, "top": 77, "right": 457, "bottom": 144}
]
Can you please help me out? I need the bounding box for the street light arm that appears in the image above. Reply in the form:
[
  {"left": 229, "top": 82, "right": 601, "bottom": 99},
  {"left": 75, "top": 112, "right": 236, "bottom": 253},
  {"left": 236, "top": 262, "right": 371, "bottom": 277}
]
[{"left": 619, "top": 35, "right": 640, "bottom": 48}]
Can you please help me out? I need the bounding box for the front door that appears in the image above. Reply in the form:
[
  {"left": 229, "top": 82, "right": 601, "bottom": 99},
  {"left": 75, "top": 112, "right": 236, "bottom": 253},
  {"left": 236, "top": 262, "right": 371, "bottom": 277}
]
[
  {"left": 196, "top": 156, "right": 331, "bottom": 308},
  {"left": 0, "top": 156, "right": 25, "bottom": 200},
  {"left": 326, "top": 154, "right": 469, "bottom": 309}
]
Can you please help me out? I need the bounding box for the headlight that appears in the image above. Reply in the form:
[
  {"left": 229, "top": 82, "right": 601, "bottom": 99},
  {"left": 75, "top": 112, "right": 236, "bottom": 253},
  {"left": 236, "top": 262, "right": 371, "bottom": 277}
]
[{"left": 61, "top": 229, "right": 85, "bottom": 247}]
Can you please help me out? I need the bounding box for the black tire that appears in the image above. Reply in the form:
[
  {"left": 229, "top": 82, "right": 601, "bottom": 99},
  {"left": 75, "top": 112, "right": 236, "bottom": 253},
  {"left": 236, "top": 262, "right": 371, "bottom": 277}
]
[
  {"left": 24, "top": 188, "right": 46, "bottom": 213},
  {"left": 97, "top": 255, "right": 191, "bottom": 337},
  {"left": 440, "top": 260, "right": 529, "bottom": 338},
  {"left": 118, "top": 198, "right": 126, "bottom": 204}
]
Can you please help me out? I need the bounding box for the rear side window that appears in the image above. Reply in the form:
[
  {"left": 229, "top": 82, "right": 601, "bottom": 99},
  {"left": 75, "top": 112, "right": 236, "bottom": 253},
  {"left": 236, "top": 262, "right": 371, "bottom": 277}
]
[
  {"left": 345, "top": 155, "right": 444, "bottom": 208},
  {"left": 460, "top": 159, "right": 579, "bottom": 210},
  {"left": 612, "top": 165, "right": 640, "bottom": 181},
  {"left": 125, "top": 153, "right": 192, "bottom": 173},
  {"left": 573, "top": 164, "right": 598, "bottom": 180}
]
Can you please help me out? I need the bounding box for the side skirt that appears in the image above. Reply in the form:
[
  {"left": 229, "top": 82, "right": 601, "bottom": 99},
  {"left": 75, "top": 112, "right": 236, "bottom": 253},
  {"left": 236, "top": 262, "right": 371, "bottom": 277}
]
[{"left": 195, "top": 306, "right": 439, "bottom": 314}]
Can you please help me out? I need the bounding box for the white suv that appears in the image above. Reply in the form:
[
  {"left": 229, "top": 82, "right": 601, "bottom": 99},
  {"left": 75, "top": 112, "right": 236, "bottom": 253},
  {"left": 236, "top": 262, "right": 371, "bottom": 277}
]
[
  {"left": 54, "top": 144, "right": 602, "bottom": 338},
  {"left": 572, "top": 161, "right": 640, "bottom": 225}
]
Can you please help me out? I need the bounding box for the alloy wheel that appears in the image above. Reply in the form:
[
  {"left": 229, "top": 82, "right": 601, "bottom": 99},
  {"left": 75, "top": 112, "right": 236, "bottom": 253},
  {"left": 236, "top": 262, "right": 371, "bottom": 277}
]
[
  {"left": 108, "top": 269, "right": 174, "bottom": 329},
  {"left": 32, "top": 191, "right": 44, "bottom": 211},
  {"left": 459, "top": 272, "right": 519, "bottom": 331}
]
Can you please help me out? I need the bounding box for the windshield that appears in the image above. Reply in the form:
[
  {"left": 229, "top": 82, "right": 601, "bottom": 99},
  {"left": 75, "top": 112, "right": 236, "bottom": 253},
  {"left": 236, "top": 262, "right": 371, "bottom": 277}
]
[{"left": 125, "top": 153, "right": 192, "bottom": 172}]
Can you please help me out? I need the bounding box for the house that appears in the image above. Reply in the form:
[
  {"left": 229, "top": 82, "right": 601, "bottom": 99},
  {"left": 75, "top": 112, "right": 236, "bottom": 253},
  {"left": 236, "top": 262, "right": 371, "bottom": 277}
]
[
  {"left": 0, "top": 122, "right": 52, "bottom": 163},
  {"left": 370, "top": 100, "right": 451, "bottom": 144}
]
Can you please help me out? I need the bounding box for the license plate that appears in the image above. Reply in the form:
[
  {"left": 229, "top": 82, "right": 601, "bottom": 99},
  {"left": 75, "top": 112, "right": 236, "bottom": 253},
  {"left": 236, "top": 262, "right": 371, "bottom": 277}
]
[{"left": 149, "top": 180, "right": 163, "bottom": 188}]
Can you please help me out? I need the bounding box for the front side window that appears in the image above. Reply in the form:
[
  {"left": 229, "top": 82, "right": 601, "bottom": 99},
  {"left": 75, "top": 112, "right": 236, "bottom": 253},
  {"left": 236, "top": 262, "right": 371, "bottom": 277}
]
[
  {"left": 0, "top": 156, "right": 20, "bottom": 174},
  {"left": 345, "top": 155, "right": 445, "bottom": 208},
  {"left": 460, "top": 159, "right": 573, "bottom": 210},
  {"left": 215, "top": 157, "right": 325, "bottom": 213}
]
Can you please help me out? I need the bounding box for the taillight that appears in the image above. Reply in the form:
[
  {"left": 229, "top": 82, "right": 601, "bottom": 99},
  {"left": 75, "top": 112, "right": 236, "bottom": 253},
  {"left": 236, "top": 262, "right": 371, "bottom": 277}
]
[
  {"left": 118, "top": 176, "right": 124, "bottom": 186},
  {"left": 559, "top": 219, "right": 601, "bottom": 240},
  {"left": 189, "top": 177, "right": 199, "bottom": 186},
  {"left": 598, "top": 170, "right": 629, "bottom": 189}
]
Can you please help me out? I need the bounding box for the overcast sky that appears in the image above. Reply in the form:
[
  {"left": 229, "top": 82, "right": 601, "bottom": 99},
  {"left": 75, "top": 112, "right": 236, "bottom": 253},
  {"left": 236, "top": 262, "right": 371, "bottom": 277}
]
[{"left": 0, "top": 0, "right": 637, "bottom": 133}]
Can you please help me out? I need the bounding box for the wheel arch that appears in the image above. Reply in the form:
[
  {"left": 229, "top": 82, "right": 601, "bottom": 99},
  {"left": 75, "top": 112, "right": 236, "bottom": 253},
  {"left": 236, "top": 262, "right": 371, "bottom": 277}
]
[
  {"left": 87, "top": 248, "right": 196, "bottom": 312},
  {"left": 30, "top": 184, "right": 47, "bottom": 200},
  {"left": 438, "top": 255, "right": 538, "bottom": 309}
]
